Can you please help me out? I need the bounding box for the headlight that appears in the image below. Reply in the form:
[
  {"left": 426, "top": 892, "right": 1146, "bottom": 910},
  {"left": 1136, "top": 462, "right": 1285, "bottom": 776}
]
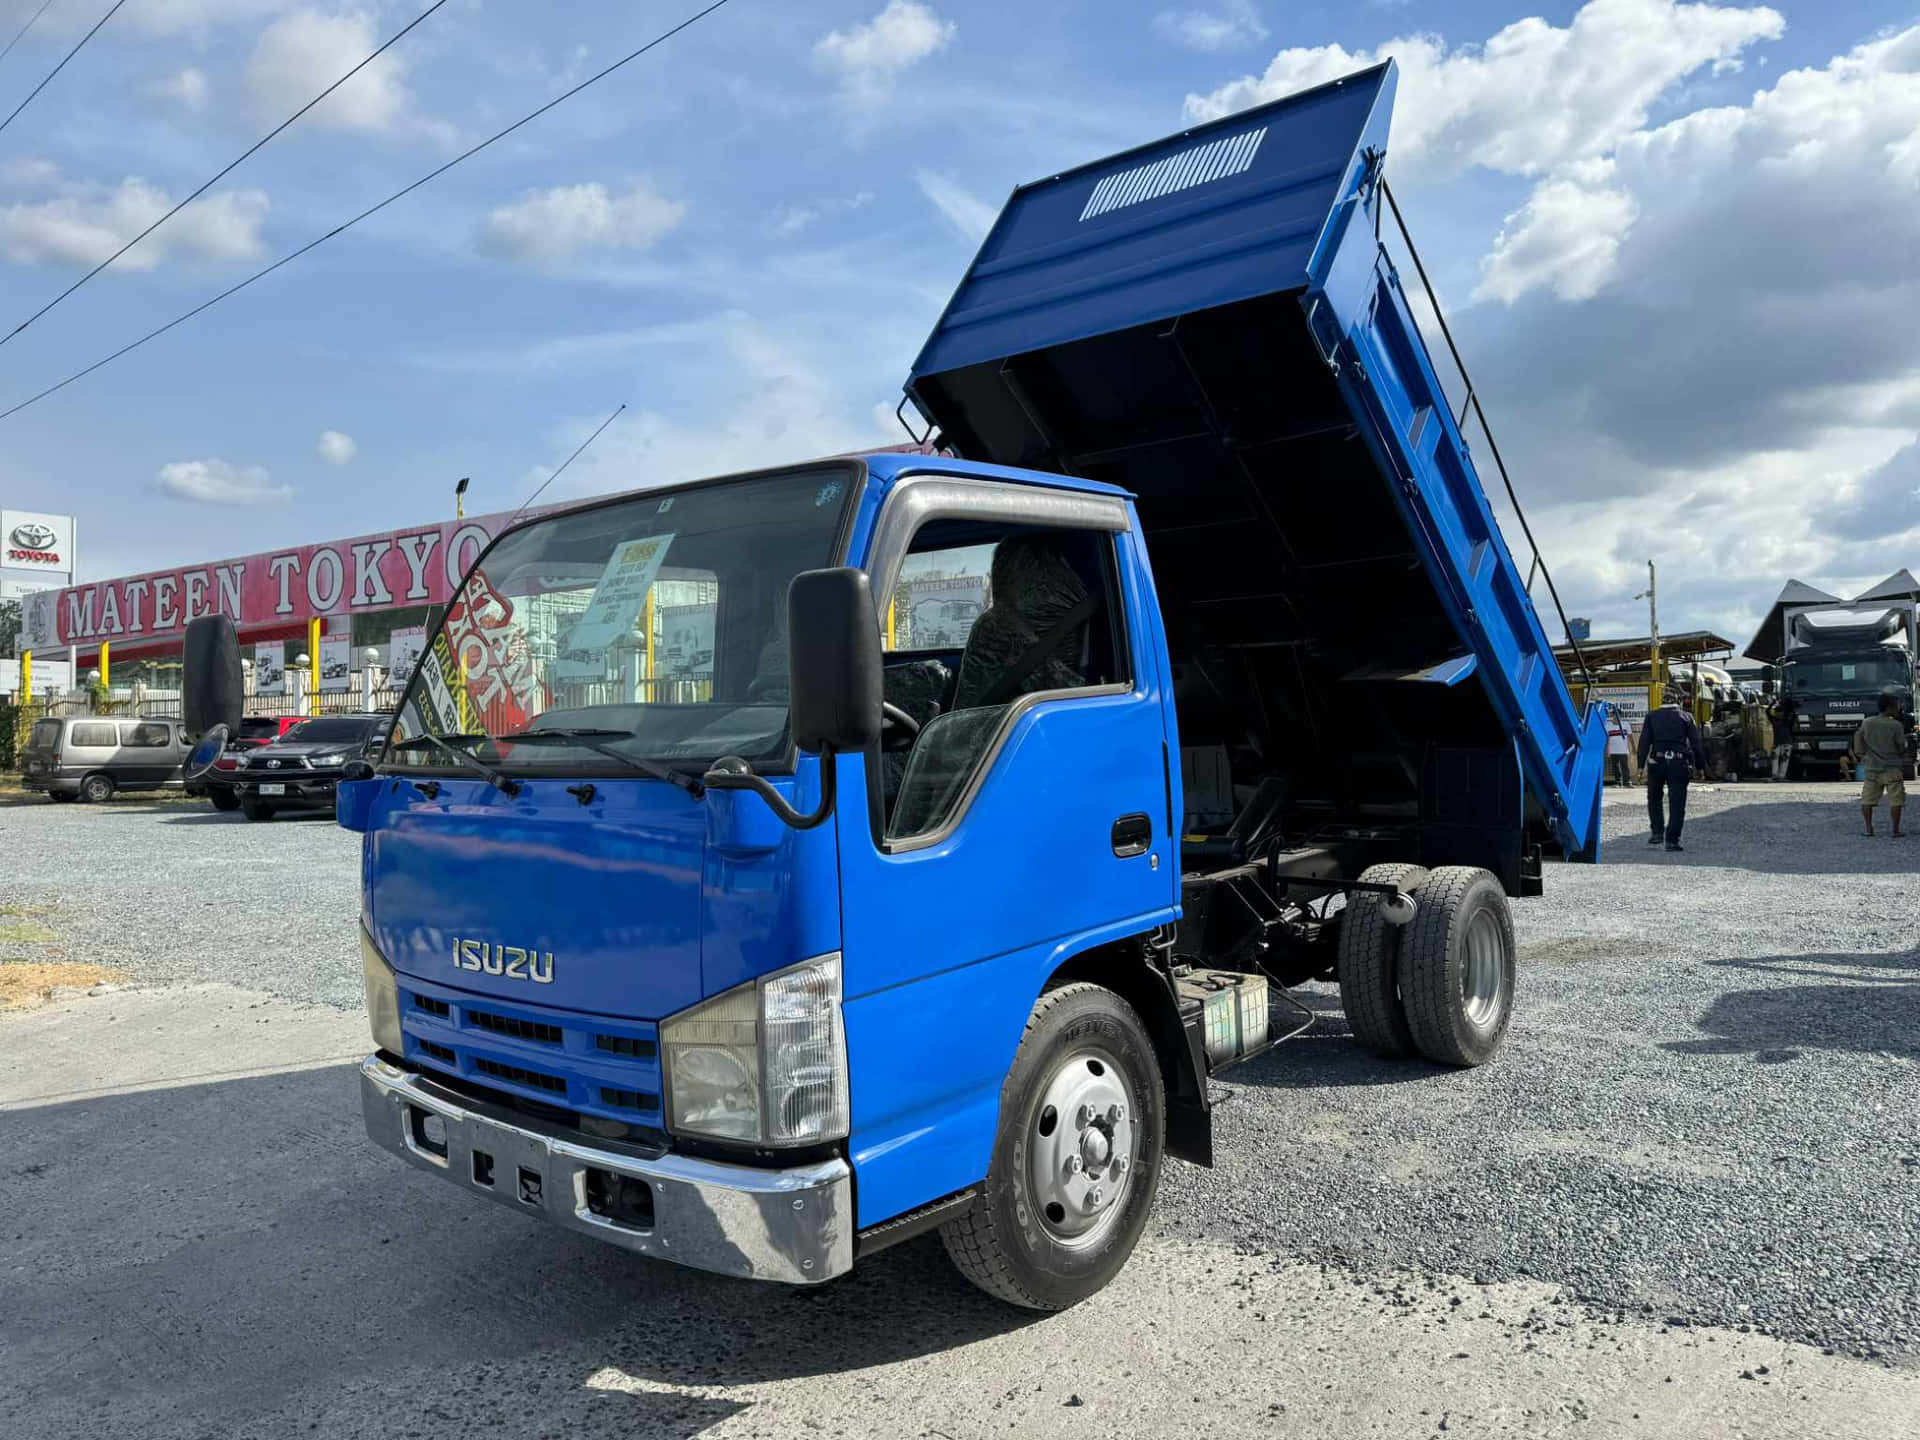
[
  {"left": 361, "top": 927, "right": 403, "bottom": 1054},
  {"left": 316, "top": 753, "right": 346, "bottom": 767},
  {"left": 661, "top": 953, "right": 847, "bottom": 1147}
]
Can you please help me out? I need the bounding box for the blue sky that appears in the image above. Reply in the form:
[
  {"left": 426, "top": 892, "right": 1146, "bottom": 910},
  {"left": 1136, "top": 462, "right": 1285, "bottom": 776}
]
[{"left": 0, "top": 0, "right": 1916, "bottom": 645}]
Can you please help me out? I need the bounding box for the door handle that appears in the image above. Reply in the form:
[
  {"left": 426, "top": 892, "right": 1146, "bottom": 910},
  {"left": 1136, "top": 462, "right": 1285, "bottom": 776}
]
[{"left": 1110, "top": 812, "right": 1152, "bottom": 858}]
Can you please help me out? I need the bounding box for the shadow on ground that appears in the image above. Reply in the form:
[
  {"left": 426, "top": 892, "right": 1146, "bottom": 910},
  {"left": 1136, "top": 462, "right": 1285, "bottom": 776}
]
[
  {"left": 0, "top": 1063, "right": 1041, "bottom": 1439},
  {"left": 1600, "top": 800, "right": 1916, "bottom": 874},
  {"left": 1662, "top": 950, "right": 1920, "bottom": 1060}
]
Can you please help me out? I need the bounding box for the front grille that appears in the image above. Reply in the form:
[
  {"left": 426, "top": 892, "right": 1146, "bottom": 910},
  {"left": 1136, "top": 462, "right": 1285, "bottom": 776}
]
[
  {"left": 414, "top": 995, "right": 451, "bottom": 1018},
  {"left": 469, "top": 1008, "right": 562, "bottom": 1045},
  {"left": 595, "top": 1033, "right": 656, "bottom": 1059},
  {"left": 599, "top": 1086, "right": 660, "bottom": 1113},
  {"left": 418, "top": 1040, "right": 456, "bottom": 1064},
  {"left": 473, "top": 1057, "right": 566, "bottom": 1095}
]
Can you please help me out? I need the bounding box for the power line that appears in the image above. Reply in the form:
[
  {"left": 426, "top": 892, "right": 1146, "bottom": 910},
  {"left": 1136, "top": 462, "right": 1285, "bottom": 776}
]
[
  {"left": 514, "top": 403, "right": 627, "bottom": 522},
  {"left": 2, "top": 0, "right": 455, "bottom": 350},
  {"left": 0, "top": 0, "right": 125, "bottom": 140},
  {"left": 0, "top": 0, "right": 735, "bottom": 425},
  {"left": 0, "top": 0, "right": 61, "bottom": 71}
]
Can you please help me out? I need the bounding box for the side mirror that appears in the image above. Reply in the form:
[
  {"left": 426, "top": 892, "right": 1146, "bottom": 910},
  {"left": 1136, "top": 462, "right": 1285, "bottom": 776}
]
[
  {"left": 183, "top": 723, "right": 230, "bottom": 782},
  {"left": 704, "top": 567, "right": 883, "bottom": 830},
  {"left": 182, "top": 615, "right": 243, "bottom": 735},
  {"left": 341, "top": 758, "right": 376, "bottom": 783},
  {"left": 787, "top": 566, "right": 884, "bottom": 755}
]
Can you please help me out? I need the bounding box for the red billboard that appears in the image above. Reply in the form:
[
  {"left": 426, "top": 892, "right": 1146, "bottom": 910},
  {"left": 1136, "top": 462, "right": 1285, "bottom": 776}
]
[{"left": 19, "top": 506, "right": 536, "bottom": 655}]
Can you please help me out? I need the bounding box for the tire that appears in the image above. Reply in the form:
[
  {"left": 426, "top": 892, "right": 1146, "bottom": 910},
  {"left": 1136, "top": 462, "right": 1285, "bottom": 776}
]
[
  {"left": 1335, "top": 862, "right": 1427, "bottom": 1057},
  {"left": 208, "top": 789, "right": 242, "bottom": 812},
  {"left": 241, "top": 800, "right": 275, "bottom": 822},
  {"left": 79, "top": 773, "right": 115, "bottom": 804},
  {"left": 50, "top": 791, "right": 77, "bottom": 804},
  {"left": 1399, "top": 866, "right": 1515, "bottom": 1067},
  {"left": 939, "top": 983, "right": 1164, "bottom": 1310}
]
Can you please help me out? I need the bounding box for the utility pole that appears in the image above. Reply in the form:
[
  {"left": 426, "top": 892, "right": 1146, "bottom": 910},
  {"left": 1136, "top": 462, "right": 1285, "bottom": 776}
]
[{"left": 1637, "top": 560, "right": 1661, "bottom": 708}]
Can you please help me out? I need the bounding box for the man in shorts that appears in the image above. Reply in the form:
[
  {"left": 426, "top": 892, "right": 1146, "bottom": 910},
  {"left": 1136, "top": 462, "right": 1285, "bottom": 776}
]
[{"left": 1850, "top": 692, "right": 1910, "bottom": 838}]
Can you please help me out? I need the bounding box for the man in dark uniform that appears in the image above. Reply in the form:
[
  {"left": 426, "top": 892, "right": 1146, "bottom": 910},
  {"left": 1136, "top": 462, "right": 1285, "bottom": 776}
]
[{"left": 1638, "top": 697, "right": 1706, "bottom": 851}]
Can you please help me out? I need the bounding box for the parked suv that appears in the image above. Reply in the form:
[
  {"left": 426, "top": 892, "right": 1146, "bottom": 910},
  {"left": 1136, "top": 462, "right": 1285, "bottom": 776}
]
[
  {"left": 192, "top": 715, "right": 303, "bottom": 812},
  {"left": 18, "top": 716, "right": 190, "bottom": 803},
  {"left": 230, "top": 714, "right": 389, "bottom": 821}
]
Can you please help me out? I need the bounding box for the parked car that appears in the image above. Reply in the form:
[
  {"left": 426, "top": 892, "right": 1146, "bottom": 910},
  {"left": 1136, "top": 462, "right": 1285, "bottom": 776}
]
[
  {"left": 191, "top": 715, "right": 303, "bottom": 811},
  {"left": 230, "top": 713, "right": 390, "bottom": 821},
  {"left": 17, "top": 715, "right": 191, "bottom": 803}
]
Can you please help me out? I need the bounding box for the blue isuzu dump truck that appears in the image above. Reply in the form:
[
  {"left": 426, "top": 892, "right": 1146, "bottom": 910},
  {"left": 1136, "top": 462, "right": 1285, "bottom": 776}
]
[{"left": 189, "top": 63, "right": 1605, "bottom": 1308}]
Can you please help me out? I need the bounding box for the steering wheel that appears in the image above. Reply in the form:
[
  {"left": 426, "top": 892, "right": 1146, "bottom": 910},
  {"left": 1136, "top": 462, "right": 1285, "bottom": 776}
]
[{"left": 881, "top": 701, "right": 921, "bottom": 748}]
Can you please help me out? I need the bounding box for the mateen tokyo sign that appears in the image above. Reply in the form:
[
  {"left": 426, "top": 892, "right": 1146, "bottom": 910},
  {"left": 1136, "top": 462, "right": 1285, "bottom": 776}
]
[{"left": 21, "top": 506, "right": 534, "bottom": 652}]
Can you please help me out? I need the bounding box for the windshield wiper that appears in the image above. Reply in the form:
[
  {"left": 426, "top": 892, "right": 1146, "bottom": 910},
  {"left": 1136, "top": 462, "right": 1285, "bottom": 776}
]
[
  {"left": 495, "top": 727, "right": 706, "bottom": 798},
  {"left": 387, "top": 732, "right": 522, "bottom": 795}
]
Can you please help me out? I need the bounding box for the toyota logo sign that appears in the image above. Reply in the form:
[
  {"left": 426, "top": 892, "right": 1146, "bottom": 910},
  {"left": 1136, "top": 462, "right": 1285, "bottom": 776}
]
[{"left": 3, "top": 513, "right": 68, "bottom": 569}]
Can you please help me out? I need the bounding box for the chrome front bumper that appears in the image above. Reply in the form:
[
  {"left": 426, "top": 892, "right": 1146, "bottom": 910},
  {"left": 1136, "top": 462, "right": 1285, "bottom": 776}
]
[{"left": 359, "top": 1055, "right": 853, "bottom": 1285}]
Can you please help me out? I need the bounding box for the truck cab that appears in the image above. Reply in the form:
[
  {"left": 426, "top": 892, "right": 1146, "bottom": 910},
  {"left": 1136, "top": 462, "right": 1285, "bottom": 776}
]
[{"left": 339, "top": 61, "right": 1605, "bottom": 1309}]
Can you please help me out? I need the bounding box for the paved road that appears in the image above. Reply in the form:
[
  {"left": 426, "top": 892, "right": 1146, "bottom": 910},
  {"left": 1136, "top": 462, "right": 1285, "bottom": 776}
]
[{"left": 2, "top": 783, "right": 1916, "bottom": 1438}]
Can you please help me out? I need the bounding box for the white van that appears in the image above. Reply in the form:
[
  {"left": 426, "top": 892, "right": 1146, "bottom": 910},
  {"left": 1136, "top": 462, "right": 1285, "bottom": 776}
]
[{"left": 17, "top": 716, "right": 190, "bottom": 803}]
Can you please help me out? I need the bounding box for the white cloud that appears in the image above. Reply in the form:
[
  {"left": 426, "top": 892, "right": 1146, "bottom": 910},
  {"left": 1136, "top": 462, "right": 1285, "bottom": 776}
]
[
  {"left": 1475, "top": 168, "right": 1637, "bottom": 302},
  {"left": 0, "top": 0, "right": 291, "bottom": 37},
  {"left": 1184, "top": 0, "right": 1784, "bottom": 177},
  {"left": 914, "top": 169, "right": 995, "bottom": 243},
  {"left": 1154, "top": 1, "right": 1267, "bottom": 54},
  {"left": 246, "top": 7, "right": 445, "bottom": 140},
  {"left": 316, "top": 430, "right": 357, "bottom": 465},
  {"left": 0, "top": 156, "right": 59, "bottom": 187},
  {"left": 767, "top": 191, "right": 874, "bottom": 238},
  {"left": 1444, "top": 22, "right": 1920, "bottom": 643},
  {"left": 814, "top": 0, "right": 955, "bottom": 108},
  {"left": 153, "top": 458, "right": 290, "bottom": 505},
  {"left": 146, "top": 67, "right": 211, "bottom": 112},
  {"left": 479, "top": 181, "right": 686, "bottom": 266},
  {"left": 0, "top": 177, "right": 267, "bottom": 269}
]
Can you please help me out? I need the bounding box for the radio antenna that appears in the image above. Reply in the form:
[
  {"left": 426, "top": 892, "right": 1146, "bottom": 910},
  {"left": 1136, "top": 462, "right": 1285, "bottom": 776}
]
[{"left": 511, "top": 402, "right": 626, "bottom": 524}]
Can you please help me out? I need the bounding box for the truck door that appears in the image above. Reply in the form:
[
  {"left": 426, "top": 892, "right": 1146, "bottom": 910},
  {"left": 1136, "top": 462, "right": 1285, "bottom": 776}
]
[{"left": 835, "top": 475, "right": 1179, "bottom": 1225}]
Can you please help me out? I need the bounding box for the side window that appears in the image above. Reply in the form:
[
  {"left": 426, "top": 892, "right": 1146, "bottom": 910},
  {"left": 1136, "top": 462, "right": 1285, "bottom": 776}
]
[
  {"left": 70, "top": 722, "right": 118, "bottom": 748},
  {"left": 881, "top": 523, "right": 1131, "bottom": 843},
  {"left": 121, "top": 723, "right": 171, "bottom": 748}
]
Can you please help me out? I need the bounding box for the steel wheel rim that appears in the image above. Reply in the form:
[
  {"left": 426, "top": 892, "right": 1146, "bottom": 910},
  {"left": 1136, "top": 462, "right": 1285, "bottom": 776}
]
[
  {"left": 1027, "top": 1045, "right": 1136, "bottom": 1250},
  {"left": 1462, "top": 908, "right": 1506, "bottom": 1028}
]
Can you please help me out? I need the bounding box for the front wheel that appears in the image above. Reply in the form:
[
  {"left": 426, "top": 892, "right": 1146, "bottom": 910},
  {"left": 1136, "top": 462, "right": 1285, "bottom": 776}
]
[
  {"left": 208, "top": 789, "right": 242, "bottom": 812},
  {"left": 79, "top": 773, "right": 115, "bottom": 804},
  {"left": 241, "top": 800, "right": 275, "bottom": 822},
  {"left": 940, "top": 982, "right": 1163, "bottom": 1310}
]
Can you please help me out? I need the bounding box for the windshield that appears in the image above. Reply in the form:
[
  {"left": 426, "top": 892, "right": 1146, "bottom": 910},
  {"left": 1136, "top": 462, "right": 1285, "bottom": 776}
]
[
  {"left": 285, "top": 717, "right": 382, "bottom": 744},
  {"left": 388, "top": 466, "right": 852, "bottom": 773},
  {"left": 1786, "top": 654, "right": 1910, "bottom": 695}
]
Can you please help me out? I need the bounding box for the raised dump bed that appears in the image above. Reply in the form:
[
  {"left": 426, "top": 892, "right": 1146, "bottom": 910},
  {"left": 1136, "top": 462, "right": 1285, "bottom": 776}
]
[{"left": 905, "top": 59, "right": 1605, "bottom": 871}]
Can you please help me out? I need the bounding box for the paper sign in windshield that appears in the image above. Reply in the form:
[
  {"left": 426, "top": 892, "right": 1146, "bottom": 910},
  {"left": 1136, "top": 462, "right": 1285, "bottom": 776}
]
[{"left": 564, "top": 534, "right": 675, "bottom": 654}]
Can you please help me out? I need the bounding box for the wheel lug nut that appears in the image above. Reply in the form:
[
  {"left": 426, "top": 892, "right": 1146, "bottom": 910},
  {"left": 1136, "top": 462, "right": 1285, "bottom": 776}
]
[
  {"left": 1086, "top": 1186, "right": 1104, "bottom": 1209},
  {"left": 1065, "top": 1155, "right": 1082, "bottom": 1176},
  {"left": 1107, "top": 1104, "right": 1124, "bottom": 1125},
  {"left": 1115, "top": 1156, "right": 1129, "bottom": 1175},
  {"left": 1075, "top": 1105, "right": 1092, "bottom": 1129}
]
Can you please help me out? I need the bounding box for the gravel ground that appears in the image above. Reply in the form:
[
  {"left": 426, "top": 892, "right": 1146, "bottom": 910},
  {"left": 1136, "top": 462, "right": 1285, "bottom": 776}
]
[
  {"left": 3, "top": 780, "right": 1915, "bottom": 1374},
  {"left": 0, "top": 796, "right": 361, "bottom": 1007},
  {"left": 1162, "top": 780, "right": 1920, "bottom": 1365}
]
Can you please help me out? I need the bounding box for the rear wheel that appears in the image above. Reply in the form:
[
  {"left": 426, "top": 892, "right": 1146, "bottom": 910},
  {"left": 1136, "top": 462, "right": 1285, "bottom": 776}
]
[
  {"left": 241, "top": 800, "right": 275, "bottom": 822},
  {"left": 940, "top": 982, "right": 1163, "bottom": 1310},
  {"left": 1335, "top": 862, "right": 1427, "bottom": 1057},
  {"left": 79, "top": 773, "right": 115, "bottom": 804},
  {"left": 50, "top": 790, "right": 77, "bottom": 803},
  {"left": 208, "top": 789, "right": 242, "bottom": 812},
  {"left": 1398, "top": 866, "right": 1515, "bottom": 1067}
]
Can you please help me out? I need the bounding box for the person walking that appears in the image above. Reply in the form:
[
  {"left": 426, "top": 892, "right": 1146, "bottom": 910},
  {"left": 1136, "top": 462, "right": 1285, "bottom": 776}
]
[
  {"left": 1769, "top": 691, "right": 1797, "bottom": 781},
  {"left": 1605, "top": 703, "right": 1633, "bottom": 786},
  {"left": 1638, "top": 696, "right": 1706, "bottom": 851},
  {"left": 1849, "top": 692, "right": 1909, "bottom": 838}
]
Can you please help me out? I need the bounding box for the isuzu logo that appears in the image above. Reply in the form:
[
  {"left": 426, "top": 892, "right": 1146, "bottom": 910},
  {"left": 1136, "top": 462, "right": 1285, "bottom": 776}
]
[{"left": 454, "top": 937, "right": 554, "bottom": 984}]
